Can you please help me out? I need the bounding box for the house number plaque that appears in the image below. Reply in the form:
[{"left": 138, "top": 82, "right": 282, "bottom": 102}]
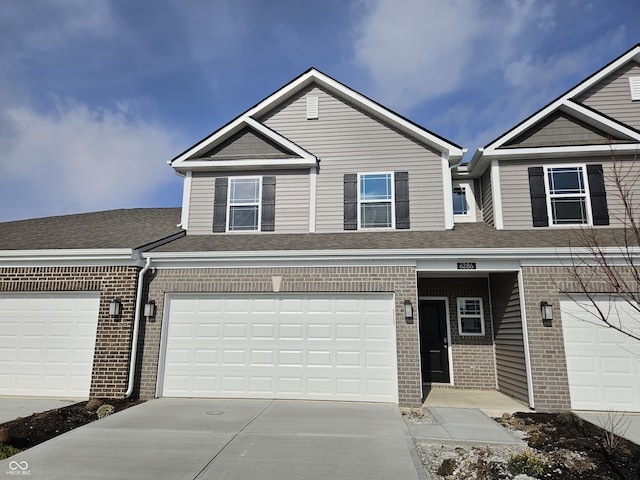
[{"left": 457, "top": 262, "right": 476, "bottom": 270}]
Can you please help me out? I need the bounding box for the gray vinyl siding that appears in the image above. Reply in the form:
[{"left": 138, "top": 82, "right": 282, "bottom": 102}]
[
  {"left": 480, "top": 169, "right": 494, "bottom": 226},
  {"left": 260, "top": 85, "right": 445, "bottom": 232},
  {"left": 499, "top": 156, "right": 640, "bottom": 229},
  {"left": 575, "top": 61, "right": 640, "bottom": 130},
  {"left": 490, "top": 272, "right": 529, "bottom": 405},
  {"left": 202, "top": 127, "right": 299, "bottom": 160},
  {"left": 505, "top": 112, "right": 616, "bottom": 148},
  {"left": 187, "top": 170, "right": 309, "bottom": 235}
]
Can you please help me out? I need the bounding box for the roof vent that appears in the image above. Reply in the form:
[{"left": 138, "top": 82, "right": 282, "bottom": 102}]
[
  {"left": 306, "top": 96, "right": 319, "bottom": 120},
  {"left": 629, "top": 77, "right": 640, "bottom": 101}
]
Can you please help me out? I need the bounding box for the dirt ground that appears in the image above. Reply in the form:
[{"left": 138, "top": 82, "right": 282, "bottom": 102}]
[
  {"left": 0, "top": 398, "right": 142, "bottom": 456},
  {"left": 411, "top": 410, "right": 639, "bottom": 480}
]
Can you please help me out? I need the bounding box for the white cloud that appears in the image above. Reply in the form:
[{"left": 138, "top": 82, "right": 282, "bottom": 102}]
[{"left": 0, "top": 99, "right": 183, "bottom": 221}]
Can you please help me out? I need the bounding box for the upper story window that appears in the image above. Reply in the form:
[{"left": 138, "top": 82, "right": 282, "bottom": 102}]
[
  {"left": 457, "top": 298, "right": 485, "bottom": 336},
  {"left": 545, "top": 166, "right": 588, "bottom": 225},
  {"left": 528, "top": 164, "right": 609, "bottom": 228},
  {"left": 359, "top": 173, "right": 394, "bottom": 229},
  {"left": 213, "top": 176, "right": 276, "bottom": 233},
  {"left": 228, "top": 177, "right": 261, "bottom": 231},
  {"left": 452, "top": 181, "right": 477, "bottom": 223}
]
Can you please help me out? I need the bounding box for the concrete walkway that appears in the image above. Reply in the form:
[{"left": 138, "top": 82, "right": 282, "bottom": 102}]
[
  {"left": 422, "top": 388, "right": 529, "bottom": 418},
  {"left": 0, "top": 399, "right": 427, "bottom": 480}
]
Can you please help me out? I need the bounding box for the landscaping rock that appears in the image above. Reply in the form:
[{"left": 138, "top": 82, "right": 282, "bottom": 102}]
[
  {"left": 85, "top": 398, "right": 102, "bottom": 413},
  {"left": 0, "top": 427, "right": 10, "bottom": 444}
]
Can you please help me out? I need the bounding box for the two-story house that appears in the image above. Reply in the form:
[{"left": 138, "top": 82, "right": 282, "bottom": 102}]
[{"left": 1, "top": 46, "right": 639, "bottom": 412}]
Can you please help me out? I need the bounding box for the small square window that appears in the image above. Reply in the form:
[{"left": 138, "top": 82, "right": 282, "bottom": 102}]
[{"left": 457, "top": 298, "right": 485, "bottom": 336}]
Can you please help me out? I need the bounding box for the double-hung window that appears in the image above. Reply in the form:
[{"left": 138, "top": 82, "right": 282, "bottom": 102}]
[
  {"left": 452, "top": 185, "right": 468, "bottom": 215},
  {"left": 358, "top": 173, "right": 394, "bottom": 229},
  {"left": 545, "top": 166, "right": 590, "bottom": 225},
  {"left": 457, "top": 298, "right": 485, "bottom": 336},
  {"left": 228, "top": 177, "right": 261, "bottom": 231}
]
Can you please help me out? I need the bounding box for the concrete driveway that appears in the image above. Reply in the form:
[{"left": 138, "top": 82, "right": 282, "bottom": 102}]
[{"left": 0, "top": 399, "right": 426, "bottom": 480}]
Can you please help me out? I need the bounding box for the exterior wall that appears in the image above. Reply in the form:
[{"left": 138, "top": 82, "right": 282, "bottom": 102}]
[
  {"left": 140, "top": 266, "right": 422, "bottom": 407},
  {"left": 480, "top": 169, "right": 494, "bottom": 226},
  {"left": 417, "top": 277, "right": 496, "bottom": 389},
  {"left": 0, "top": 266, "right": 139, "bottom": 398},
  {"left": 505, "top": 112, "right": 614, "bottom": 148},
  {"left": 490, "top": 272, "right": 528, "bottom": 404},
  {"left": 260, "top": 85, "right": 446, "bottom": 232},
  {"left": 187, "top": 169, "right": 310, "bottom": 235},
  {"left": 203, "top": 128, "right": 298, "bottom": 160},
  {"left": 498, "top": 155, "right": 640, "bottom": 229},
  {"left": 576, "top": 61, "right": 640, "bottom": 131}
]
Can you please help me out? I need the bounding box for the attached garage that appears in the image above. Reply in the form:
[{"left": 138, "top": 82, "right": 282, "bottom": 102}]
[
  {"left": 158, "top": 293, "right": 398, "bottom": 402},
  {"left": 0, "top": 292, "right": 100, "bottom": 397},
  {"left": 560, "top": 295, "right": 640, "bottom": 412}
]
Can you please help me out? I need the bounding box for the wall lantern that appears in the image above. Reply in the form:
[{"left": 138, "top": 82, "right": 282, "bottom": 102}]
[
  {"left": 540, "top": 301, "right": 553, "bottom": 326},
  {"left": 144, "top": 300, "right": 156, "bottom": 319},
  {"left": 404, "top": 299, "right": 414, "bottom": 323},
  {"left": 109, "top": 298, "right": 122, "bottom": 317}
]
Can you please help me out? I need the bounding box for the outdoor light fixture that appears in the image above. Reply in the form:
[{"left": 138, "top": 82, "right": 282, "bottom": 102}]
[
  {"left": 540, "top": 301, "right": 553, "bottom": 326},
  {"left": 109, "top": 298, "right": 122, "bottom": 317},
  {"left": 404, "top": 299, "right": 414, "bottom": 322},
  {"left": 144, "top": 300, "right": 156, "bottom": 319}
]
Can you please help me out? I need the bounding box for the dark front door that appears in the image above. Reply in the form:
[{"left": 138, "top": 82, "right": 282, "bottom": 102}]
[{"left": 419, "top": 299, "right": 450, "bottom": 384}]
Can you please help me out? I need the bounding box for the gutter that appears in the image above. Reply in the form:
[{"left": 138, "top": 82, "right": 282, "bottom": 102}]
[{"left": 125, "top": 256, "right": 152, "bottom": 398}]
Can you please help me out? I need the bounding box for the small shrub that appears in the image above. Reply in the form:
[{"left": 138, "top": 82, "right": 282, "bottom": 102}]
[
  {"left": 96, "top": 404, "right": 115, "bottom": 419},
  {"left": 507, "top": 450, "right": 545, "bottom": 477},
  {"left": 558, "top": 410, "right": 583, "bottom": 429},
  {"left": 0, "top": 444, "right": 22, "bottom": 460}
]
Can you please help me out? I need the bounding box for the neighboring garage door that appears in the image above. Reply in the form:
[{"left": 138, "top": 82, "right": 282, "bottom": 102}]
[
  {"left": 0, "top": 292, "right": 100, "bottom": 397},
  {"left": 159, "top": 293, "right": 398, "bottom": 403},
  {"left": 560, "top": 295, "right": 640, "bottom": 412}
]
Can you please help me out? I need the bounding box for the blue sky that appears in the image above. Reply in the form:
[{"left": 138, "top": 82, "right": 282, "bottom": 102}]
[{"left": 0, "top": 0, "right": 638, "bottom": 222}]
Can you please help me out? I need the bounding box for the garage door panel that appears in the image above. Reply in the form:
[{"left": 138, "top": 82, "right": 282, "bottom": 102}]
[
  {"left": 160, "top": 294, "right": 397, "bottom": 402},
  {"left": 561, "top": 296, "right": 640, "bottom": 412}
]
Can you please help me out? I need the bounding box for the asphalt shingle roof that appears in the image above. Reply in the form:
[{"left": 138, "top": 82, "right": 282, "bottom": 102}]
[
  {"left": 0, "top": 208, "right": 183, "bottom": 250},
  {"left": 149, "top": 223, "right": 635, "bottom": 253}
]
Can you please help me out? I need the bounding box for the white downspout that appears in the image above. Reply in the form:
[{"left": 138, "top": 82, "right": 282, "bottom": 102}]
[{"left": 125, "top": 257, "right": 152, "bottom": 398}]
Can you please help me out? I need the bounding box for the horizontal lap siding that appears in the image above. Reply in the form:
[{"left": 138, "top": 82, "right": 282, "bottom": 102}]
[
  {"left": 500, "top": 157, "right": 640, "bottom": 229},
  {"left": 576, "top": 61, "right": 640, "bottom": 131},
  {"left": 481, "top": 169, "right": 494, "bottom": 226},
  {"left": 490, "top": 272, "right": 529, "bottom": 405},
  {"left": 188, "top": 170, "right": 309, "bottom": 234},
  {"left": 261, "top": 86, "right": 444, "bottom": 232},
  {"left": 507, "top": 114, "right": 611, "bottom": 147}
]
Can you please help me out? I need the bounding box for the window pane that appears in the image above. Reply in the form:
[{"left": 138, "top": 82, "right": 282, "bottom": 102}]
[
  {"left": 361, "top": 203, "right": 392, "bottom": 228},
  {"left": 230, "top": 178, "right": 260, "bottom": 204},
  {"left": 551, "top": 198, "right": 587, "bottom": 224},
  {"left": 459, "top": 299, "right": 481, "bottom": 315},
  {"left": 452, "top": 186, "right": 468, "bottom": 215},
  {"left": 360, "top": 174, "right": 392, "bottom": 201},
  {"left": 461, "top": 317, "right": 483, "bottom": 334},
  {"left": 548, "top": 167, "right": 585, "bottom": 195},
  {"left": 229, "top": 206, "right": 258, "bottom": 230}
]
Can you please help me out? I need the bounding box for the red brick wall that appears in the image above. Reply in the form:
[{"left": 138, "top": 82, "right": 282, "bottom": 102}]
[{"left": 0, "top": 266, "right": 139, "bottom": 398}]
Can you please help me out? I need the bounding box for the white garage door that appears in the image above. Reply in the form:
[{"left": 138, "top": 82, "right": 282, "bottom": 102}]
[
  {"left": 561, "top": 295, "right": 640, "bottom": 412},
  {"left": 0, "top": 292, "right": 100, "bottom": 397},
  {"left": 159, "top": 294, "right": 398, "bottom": 403}
]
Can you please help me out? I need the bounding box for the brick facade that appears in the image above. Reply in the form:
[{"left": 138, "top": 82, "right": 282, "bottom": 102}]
[
  {"left": 0, "top": 266, "right": 139, "bottom": 398},
  {"left": 418, "top": 277, "right": 496, "bottom": 390},
  {"left": 139, "top": 266, "right": 422, "bottom": 407}
]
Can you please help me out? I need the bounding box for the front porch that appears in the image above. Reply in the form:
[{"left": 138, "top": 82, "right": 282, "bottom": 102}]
[{"left": 421, "top": 387, "right": 530, "bottom": 418}]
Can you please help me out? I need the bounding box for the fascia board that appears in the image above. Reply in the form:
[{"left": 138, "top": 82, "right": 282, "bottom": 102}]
[
  {"left": 0, "top": 249, "right": 141, "bottom": 267},
  {"left": 486, "top": 143, "right": 640, "bottom": 160},
  {"left": 173, "top": 158, "right": 317, "bottom": 172},
  {"left": 484, "top": 45, "right": 640, "bottom": 152}
]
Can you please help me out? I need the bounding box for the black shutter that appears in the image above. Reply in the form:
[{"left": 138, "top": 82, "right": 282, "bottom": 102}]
[
  {"left": 587, "top": 164, "right": 609, "bottom": 225},
  {"left": 394, "top": 171, "right": 410, "bottom": 229},
  {"left": 261, "top": 176, "right": 276, "bottom": 231},
  {"left": 212, "top": 177, "right": 228, "bottom": 233},
  {"left": 344, "top": 173, "right": 358, "bottom": 230},
  {"left": 528, "top": 167, "right": 549, "bottom": 227}
]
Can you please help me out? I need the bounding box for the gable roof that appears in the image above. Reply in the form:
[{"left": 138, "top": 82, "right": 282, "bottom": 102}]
[
  {"left": 469, "top": 44, "right": 640, "bottom": 171},
  {"left": 0, "top": 208, "right": 183, "bottom": 252},
  {"left": 170, "top": 68, "right": 465, "bottom": 171}
]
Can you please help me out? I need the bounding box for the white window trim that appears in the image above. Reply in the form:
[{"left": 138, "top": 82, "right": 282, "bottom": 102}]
[
  {"left": 457, "top": 297, "right": 485, "bottom": 336},
  {"left": 226, "top": 176, "right": 262, "bottom": 232},
  {"left": 452, "top": 180, "right": 477, "bottom": 223},
  {"left": 543, "top": 164, "right": 592, "bottom": 227},
  {"left": 629, "top": 76, "right": 640, "bottom": 101},
  {"left": 357, "top": 172, "right": 395, "bottom": 230}
]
